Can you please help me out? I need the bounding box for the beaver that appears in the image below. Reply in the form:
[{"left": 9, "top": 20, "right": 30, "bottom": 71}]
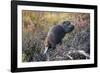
[{"left": 43, "top": 21, "right": 74, "bottom": 54}]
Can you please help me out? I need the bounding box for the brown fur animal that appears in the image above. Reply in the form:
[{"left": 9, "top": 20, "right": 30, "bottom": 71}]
[{"left": 43, "top": 21, "right": 74, "bottom": 54}]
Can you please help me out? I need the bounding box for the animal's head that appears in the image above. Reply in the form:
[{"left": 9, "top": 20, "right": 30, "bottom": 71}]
[{"left": 62, "top": 21, "right": 74, "bottom": 33}]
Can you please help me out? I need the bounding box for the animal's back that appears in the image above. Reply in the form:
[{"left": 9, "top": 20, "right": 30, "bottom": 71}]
[{"left": 46, "top": 25, "right": 65, "bottom": 47}]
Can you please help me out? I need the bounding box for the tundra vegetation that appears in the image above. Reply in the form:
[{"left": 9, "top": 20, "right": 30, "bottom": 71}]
[{"left": 22, "top": 10, "right": 90, "bottom": 62}]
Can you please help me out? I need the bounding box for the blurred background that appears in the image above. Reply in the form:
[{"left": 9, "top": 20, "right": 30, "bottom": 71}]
[{"left": 22, "top": 10, "right": 90, "bottom": 62}]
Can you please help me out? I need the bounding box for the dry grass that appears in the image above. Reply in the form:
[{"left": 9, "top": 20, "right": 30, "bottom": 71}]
[{"left": 22, "top": 10, "right": 90, "bottom": 62}]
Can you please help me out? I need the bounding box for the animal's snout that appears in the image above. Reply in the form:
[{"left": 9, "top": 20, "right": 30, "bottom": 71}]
[{"left": 69, "top": 24, "right": 74, "bottom": 31}]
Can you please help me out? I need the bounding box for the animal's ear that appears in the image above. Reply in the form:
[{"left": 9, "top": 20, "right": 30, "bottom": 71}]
[
  {"left": 62, "top": 21, "right": 66, "bottom": 24},
  {"left": 63, "top": 21, "right": 70, "bottom": 25}
]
